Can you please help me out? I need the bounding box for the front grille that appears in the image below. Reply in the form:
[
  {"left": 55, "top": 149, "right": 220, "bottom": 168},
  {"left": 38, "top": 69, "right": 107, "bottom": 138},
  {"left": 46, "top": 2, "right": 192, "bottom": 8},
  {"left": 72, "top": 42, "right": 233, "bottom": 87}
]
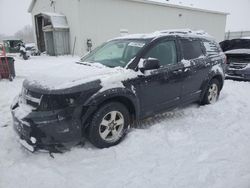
[
  {"left": 229, "top": 62, "right": 248, "bottom": 70},
  {"left": 26, "top": 100, "right": 39, "bottom": 108},
  {"left": 21, "top": 88, "right": 42, "bottom": 109},
  {"left": 27, "top": 90, "right": 43, "bottom": 99}
]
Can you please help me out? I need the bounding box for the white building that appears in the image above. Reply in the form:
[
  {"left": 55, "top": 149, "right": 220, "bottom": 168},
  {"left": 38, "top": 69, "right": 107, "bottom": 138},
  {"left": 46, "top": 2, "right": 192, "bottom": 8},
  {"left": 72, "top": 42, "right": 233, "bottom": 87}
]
[
  {"left": 225, "top": 31, "right": 250, "bottom": 40},
  {"left": 28, "top": 0, "right": 228, "bottom": 56}
]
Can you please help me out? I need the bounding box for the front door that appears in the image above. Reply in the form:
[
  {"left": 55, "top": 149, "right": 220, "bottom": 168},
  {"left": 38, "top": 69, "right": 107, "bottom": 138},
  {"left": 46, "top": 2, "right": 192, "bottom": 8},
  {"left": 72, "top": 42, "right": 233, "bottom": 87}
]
[{"left": 134, "top": 39, "right": 186, "bottom": 118}]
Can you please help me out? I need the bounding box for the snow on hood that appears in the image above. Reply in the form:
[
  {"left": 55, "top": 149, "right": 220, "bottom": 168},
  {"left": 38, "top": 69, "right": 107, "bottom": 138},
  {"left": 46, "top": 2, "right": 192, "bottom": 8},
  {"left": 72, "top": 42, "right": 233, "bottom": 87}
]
[
  {"left": 225, "top": 49, "right": 250, "bottom": 55},
  {"left": 25, "top": 62, "right": 140, "bottom": 91}
]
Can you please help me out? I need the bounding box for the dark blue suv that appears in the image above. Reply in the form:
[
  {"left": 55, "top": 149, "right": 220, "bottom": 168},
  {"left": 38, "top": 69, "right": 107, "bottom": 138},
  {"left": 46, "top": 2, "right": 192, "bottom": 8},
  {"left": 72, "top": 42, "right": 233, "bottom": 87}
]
[{"left": 11, "top": 30, "right": 226, "bottom": 152}]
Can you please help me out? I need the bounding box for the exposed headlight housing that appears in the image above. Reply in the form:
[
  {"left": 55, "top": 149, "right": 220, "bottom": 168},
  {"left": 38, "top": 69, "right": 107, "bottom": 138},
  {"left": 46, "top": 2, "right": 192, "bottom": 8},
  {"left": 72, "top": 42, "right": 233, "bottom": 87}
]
[{"left": 39, "top": 93, "right": 81, "bottom": 111}]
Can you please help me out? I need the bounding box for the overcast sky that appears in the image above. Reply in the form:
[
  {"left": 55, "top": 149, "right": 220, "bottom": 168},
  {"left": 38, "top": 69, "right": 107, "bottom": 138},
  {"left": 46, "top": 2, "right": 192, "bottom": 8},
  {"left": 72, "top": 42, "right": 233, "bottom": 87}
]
[{"left": 0, "top": 0, "right": 250, "bottom": 36}]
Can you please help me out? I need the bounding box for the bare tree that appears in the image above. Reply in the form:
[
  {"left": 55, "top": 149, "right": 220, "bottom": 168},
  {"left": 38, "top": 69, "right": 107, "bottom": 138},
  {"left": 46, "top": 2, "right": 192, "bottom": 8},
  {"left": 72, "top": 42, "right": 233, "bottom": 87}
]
[{"left": 14, "top": 25, "right": 35, "bottom": 43}]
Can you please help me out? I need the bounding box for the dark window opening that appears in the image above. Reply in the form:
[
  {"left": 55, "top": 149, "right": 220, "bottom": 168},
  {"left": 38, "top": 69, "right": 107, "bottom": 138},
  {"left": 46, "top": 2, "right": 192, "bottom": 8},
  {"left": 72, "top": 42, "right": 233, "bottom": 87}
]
[{"left": 180, "top": 39, "right": 203, "bottom": 60}]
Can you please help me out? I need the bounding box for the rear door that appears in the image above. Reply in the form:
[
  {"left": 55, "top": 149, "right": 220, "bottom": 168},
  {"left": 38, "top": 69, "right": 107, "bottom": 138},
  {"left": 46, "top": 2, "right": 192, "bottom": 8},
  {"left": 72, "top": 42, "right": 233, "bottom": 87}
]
[{"left": 179, "top": 38, "right": 209, "bottom": 103}]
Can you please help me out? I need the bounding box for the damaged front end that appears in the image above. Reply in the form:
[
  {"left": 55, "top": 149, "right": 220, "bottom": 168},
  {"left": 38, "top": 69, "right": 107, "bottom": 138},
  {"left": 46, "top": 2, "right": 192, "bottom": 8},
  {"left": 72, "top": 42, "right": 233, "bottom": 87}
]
[
  {"left": 11, "top": 87, "right": 84, "bottom": 153},
  {"left": 220, "top": 39, "right": 250, "bottom": 81}
]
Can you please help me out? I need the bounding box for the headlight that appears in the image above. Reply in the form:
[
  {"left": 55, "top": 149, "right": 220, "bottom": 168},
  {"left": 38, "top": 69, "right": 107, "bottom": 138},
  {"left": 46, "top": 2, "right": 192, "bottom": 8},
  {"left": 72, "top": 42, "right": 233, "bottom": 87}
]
[{"left": 39, "top": 93, "right": 81, "bottom": 111}]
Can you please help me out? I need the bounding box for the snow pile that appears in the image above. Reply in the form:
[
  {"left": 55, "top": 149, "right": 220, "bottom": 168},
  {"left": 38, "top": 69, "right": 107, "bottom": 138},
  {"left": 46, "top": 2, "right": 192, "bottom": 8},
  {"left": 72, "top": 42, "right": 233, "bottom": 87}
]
[
  {"left": 181, "top": 59, "right": 191, "bottom": 67},
  {"left": 1, "top": 56, "right": 250, "bottom": 188}
]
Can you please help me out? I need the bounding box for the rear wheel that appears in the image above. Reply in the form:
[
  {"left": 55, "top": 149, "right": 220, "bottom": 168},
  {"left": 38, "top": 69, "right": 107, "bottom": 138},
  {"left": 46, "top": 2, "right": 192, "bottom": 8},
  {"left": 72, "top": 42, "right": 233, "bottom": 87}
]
[
  {"left": 88, "top": 102, "right": 130, "bottom": 148},
  {"left": 201, "top": 79, "right": 221, "bottom": 105}
]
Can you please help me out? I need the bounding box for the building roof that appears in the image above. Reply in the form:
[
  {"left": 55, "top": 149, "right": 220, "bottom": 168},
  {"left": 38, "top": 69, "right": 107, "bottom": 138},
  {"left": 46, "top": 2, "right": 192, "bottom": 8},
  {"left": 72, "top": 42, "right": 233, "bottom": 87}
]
[
  {"left": 28, "top": 0, "right": 228, "bottom": 15},
  {"left": 41, "top": 12, "right": 69, "bottom": 29},
  {"left": 28, "top": 0, "right": 36, "bottom": 13}
]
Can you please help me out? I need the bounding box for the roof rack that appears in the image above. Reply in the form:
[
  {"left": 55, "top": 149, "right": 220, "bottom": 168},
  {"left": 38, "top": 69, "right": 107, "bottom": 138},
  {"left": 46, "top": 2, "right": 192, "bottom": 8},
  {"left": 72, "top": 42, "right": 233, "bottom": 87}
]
[{"left": 154, "top": 29, "right": 209, "bottom": 37}]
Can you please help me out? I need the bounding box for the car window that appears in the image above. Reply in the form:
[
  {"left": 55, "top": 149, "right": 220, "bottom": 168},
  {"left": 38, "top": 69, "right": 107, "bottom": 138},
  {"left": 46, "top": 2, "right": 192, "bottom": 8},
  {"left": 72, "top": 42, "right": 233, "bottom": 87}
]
[
  {"left": 145, "top": 40, "right": 177, "bottom": 66},
  {"left": 93, "top": 42, "right": 126, "bottom": 61},
  {"left": 203, "top": 41, "right": 221, "bottom": 55},
  {"left": 180, "top": 39, "right": 203, "bottom": 60},
  {"left": 81, "top": 40, "right": 148, "bottom": 68}
]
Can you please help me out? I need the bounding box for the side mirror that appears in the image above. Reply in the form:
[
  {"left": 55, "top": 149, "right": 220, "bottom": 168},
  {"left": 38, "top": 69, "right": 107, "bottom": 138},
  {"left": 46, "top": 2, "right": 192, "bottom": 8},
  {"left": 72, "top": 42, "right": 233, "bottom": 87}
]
[{"left": 139, "top": 58, "right": 160, "bottom": 72}]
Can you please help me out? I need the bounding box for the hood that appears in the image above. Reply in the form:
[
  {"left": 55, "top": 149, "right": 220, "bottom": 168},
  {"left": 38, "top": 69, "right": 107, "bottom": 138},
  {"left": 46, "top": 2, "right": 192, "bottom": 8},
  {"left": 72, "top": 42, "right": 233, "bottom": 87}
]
[
  {"left": 24, "top": 62, "right": 140, "bottom": 94},
  {"left": 220, "top": 39, "right": 250, "bottom": 52},
  {"left": 225, "top": 49, "right": 250, "bottom": 55}
]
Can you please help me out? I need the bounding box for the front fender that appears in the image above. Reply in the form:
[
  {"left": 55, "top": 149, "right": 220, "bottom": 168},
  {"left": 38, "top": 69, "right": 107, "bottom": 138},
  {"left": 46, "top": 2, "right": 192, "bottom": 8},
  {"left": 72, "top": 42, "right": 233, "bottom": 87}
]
[{"left": 83, "top": 87, "right": 140, "bottom": 120}]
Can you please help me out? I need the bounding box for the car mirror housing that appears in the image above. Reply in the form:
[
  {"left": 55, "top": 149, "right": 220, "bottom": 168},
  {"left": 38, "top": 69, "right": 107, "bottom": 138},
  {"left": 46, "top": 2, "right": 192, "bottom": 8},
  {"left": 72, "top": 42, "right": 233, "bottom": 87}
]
[{"left": 140, "top": 58, "right": 160, "bottom": 72}]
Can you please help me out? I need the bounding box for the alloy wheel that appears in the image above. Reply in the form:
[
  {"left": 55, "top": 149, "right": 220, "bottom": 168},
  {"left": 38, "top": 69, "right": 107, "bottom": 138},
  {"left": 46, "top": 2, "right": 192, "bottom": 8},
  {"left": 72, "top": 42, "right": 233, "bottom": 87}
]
[
  {"left": 208, "top": 83, "right": 218, "bottom": 104},
  {"left": 99, "top": 111, "right": 125, "bottom": 142}
]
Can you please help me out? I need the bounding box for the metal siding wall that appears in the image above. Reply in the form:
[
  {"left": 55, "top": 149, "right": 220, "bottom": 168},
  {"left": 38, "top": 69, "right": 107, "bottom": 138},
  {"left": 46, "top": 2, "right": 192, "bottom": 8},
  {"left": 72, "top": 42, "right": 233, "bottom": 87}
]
[
  {"left": 31, "top": 0, "right": 227, "bottom": 56},
  {"left": 44, "top": 31, "right": 55, "bottom": 56},
  {"left": 225, "top": 31, "right": 250, "bottom": 40},
  {"left": 78, "top": 0, "right": 227, "bottom": 56},
  {"left": 53, "top": 31, "right": 70, "bottom": 55}
]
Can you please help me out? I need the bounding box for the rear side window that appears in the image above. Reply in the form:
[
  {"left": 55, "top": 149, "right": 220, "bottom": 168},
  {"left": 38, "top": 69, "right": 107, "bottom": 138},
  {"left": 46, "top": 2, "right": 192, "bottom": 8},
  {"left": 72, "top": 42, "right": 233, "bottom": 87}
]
[
  {"left": 203, "top": 41, "right": 221, "bottom": 55},
  {"left": 180, "top": 39, "right": 203, "bottom": 60}
]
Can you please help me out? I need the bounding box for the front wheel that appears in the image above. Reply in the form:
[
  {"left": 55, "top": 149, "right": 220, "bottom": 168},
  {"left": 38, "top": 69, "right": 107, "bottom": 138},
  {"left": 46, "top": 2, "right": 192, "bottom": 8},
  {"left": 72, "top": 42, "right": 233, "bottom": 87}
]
[
  {"left": 201, "top": 79, "right": 221, "bottom": 105},
  {"left": 88, "top": 102, "right": 130, "bottom": 148}
]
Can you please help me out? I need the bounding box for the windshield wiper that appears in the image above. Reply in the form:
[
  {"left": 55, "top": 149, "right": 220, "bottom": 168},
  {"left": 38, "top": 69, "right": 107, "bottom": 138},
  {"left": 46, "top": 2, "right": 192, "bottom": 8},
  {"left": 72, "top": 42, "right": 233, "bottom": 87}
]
[{"left": 75, "top": 62, "right": 92, "bottom": 66}]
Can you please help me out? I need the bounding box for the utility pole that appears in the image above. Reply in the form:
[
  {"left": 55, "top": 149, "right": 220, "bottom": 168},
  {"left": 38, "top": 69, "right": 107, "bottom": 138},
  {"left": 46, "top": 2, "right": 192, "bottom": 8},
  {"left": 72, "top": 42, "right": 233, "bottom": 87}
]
[{"left": 50, "top": 0, "right": 56, "bottom": 12}]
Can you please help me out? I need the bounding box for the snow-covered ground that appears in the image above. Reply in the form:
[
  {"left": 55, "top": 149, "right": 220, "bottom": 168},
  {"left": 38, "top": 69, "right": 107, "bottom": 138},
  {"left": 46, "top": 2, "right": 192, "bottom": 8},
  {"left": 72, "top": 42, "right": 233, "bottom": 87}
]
[{"left": 0, "top": 56, "right": 250, "bottom": 188}]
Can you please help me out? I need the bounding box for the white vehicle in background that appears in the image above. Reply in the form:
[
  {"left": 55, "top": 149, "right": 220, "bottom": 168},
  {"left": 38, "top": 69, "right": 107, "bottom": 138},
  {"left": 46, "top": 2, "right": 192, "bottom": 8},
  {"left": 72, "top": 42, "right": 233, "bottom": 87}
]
[
  {"left": 25, "top": 43, "right": 40, "bottom": 56},
  {"left": 19, "top": 44, "right": 30, "bottom": 60}
]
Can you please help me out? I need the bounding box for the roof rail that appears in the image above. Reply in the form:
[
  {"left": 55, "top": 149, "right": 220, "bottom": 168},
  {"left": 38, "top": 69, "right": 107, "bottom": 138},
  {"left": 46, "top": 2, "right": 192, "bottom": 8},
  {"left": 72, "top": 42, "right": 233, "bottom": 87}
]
[
  {"left": 154, "top": 29, "right": 210, "bottom": 37},
  {"left": 154, "top": 29, "right": 192, "bottom": 35}
]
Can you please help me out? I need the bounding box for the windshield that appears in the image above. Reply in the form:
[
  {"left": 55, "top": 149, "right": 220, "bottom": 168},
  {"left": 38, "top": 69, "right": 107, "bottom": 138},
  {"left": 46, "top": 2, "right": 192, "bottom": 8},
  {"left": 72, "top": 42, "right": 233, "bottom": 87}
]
[{"left": 81, "top": 39, "right": 148, "bottom": 67}]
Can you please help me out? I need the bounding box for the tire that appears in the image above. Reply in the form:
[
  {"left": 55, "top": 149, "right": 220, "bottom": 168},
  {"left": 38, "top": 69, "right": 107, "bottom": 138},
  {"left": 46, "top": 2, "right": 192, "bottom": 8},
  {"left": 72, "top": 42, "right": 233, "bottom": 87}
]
[
  {"left": 23, "top": 54, "right": 28, "bottom": 60},
  {"left": 88, "top": 102, "right": 130, "bottom": 148},
  {"left": 201, "top": 79, "right": 221, "bottom": 105}
]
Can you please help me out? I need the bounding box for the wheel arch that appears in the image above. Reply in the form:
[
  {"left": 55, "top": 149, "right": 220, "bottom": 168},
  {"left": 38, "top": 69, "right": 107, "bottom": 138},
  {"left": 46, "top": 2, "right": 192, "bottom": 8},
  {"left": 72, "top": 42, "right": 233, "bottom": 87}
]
[
  {"left": 211, "top": 74, "right": 224, "bottom": 90},
  {"left": 200, "top": 73, "right": 224, "bottom": 103},
  {"left": 81, "top": 88, "right": 140, "bottom": 130}
]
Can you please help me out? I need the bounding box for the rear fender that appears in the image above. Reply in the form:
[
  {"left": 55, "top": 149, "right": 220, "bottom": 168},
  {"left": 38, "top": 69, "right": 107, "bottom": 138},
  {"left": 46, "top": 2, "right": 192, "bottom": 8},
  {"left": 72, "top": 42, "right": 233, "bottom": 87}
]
[{"left": 200, "top": 64, "right": 225, "bottom": 101}]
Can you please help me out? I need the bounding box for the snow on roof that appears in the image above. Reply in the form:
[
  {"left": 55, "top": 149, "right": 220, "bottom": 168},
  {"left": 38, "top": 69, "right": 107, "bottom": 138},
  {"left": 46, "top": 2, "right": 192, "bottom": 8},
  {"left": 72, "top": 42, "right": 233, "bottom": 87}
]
[
  {"left": 41, "top": 12, "right": 69, "bottom": 29},
  {"left": 114, "top": 29, "right": 214, "bottom": 40},
  {"left": 28, "top": 0, "right": 228, "bottom": 15}
]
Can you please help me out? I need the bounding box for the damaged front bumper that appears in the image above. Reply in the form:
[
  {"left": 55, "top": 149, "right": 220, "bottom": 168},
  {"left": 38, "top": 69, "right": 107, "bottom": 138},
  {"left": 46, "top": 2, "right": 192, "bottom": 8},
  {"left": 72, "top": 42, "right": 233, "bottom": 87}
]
[
  {"left": 11, "top": 96, "right": 84, "bottom": 153},
  {"left": 226, "top": 68, "right": 250, "bottom": 81},
  {"left": 226, "top": 64, "right": 250, "bottom": 81}
]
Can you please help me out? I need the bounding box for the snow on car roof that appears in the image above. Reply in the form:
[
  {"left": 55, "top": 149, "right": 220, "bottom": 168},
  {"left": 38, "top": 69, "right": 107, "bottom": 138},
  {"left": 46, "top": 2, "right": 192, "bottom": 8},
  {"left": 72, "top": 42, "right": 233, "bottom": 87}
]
[{"left": 114, "top": 29, "right": 214, "bottom": 40}]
